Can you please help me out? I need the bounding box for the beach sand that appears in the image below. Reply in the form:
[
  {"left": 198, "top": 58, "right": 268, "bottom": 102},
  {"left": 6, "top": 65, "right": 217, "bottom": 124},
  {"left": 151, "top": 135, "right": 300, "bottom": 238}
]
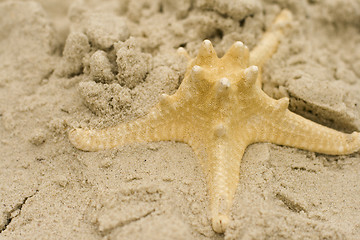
[{"left": 0, "top": 0, "right": 360, "bottom": 239}]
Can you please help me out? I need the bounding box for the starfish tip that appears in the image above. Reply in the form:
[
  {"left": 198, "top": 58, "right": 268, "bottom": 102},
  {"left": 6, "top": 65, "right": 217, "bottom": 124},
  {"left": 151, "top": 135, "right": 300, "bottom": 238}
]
[
  {"left": 219, "top": 77, "right": 230, "bottom": 88},
  {"left": 244, "top": 66, "right": 259, "bottom": 85},
  {"left": 276, "top": 97, "right": 290, "bottom": 111},
  {"left": 353, "top": 132, "right": 360, "bottom": 150},
  {"left": 203, "top": 39, "right": 212, "bottom": 46},
  {"left": 234, "top": 41, "right": 244, "bottom": 48},
  {"left": 214, "top": 124, "right": 227, "bottom": 137},
  {"left": 177, "top": 47, "right": 190, "bottom": 59},
  {"left": 212, "top": 214, "right": 230, "bottom": 233},
  {"left": 196, "top": 39, "right": 217, "bottom": 62},
  {"left": 192, "top": 65, "right": 202, "bottom": 72},
  {"left": 68, "top": 128, "right": 82, "bottom": 148}
]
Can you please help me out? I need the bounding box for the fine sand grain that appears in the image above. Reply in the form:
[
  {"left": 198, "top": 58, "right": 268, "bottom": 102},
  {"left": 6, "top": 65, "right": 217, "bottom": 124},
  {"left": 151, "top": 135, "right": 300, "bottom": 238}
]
[{"left": 0, "top": 0, "right": 360, "bottom": 239}]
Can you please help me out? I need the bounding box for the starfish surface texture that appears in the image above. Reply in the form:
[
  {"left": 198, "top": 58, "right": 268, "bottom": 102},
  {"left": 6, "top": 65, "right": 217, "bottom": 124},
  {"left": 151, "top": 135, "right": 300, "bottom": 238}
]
[{"left": 69, "top": 10, "right": 360, "bottom": 233}]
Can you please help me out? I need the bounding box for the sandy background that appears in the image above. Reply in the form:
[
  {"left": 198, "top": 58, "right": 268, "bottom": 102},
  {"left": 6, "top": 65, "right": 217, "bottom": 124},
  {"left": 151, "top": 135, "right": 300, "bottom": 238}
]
[{"left": 0, "top": 0, "right": 360, "bottom": 239}]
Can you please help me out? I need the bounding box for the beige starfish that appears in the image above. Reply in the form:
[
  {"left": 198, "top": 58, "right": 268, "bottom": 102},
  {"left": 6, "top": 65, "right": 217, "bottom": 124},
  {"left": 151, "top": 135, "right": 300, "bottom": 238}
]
[{"left": 69, "top": 10, "right": 360, "bottom": 233}]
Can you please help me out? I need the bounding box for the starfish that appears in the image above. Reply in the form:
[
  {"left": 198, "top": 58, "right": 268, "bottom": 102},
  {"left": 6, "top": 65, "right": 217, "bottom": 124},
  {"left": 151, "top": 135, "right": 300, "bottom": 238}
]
[{"left": 69, "top": 10, "right": 360, "bottom": 233}]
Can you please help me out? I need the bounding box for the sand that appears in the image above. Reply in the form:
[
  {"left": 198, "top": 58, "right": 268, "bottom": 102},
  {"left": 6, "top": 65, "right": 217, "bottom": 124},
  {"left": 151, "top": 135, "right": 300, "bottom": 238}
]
[{"left": 0, "top": 0, "right": 359, "bottom": 239}]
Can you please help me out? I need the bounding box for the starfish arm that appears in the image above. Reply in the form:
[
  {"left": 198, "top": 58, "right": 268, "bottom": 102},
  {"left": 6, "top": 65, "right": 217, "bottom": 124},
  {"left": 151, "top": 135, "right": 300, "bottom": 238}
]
[
  {"left": 249, "top": 9, "right": 292, "bottom": 68},
  {"left": 193, "top": 136, "right": 246, "bottom": 233},
  {"left": 252, "top": 106, "right": 360, "bottom": 155},
  {"left": 68, "top": 105, "right": 185, "bottom": 151}
]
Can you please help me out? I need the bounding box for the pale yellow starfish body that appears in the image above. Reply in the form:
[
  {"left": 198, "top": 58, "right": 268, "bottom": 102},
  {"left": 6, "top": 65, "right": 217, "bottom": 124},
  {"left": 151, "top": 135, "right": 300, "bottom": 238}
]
[{"left": 69, "top": 10, "right": 360, "bottom": 233}]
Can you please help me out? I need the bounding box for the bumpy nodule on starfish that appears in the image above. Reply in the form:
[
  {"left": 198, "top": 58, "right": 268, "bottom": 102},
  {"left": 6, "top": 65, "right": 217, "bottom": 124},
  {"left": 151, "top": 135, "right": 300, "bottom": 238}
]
[{"left": 69, "top": 10, "right": 360, "bottom": 233}]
